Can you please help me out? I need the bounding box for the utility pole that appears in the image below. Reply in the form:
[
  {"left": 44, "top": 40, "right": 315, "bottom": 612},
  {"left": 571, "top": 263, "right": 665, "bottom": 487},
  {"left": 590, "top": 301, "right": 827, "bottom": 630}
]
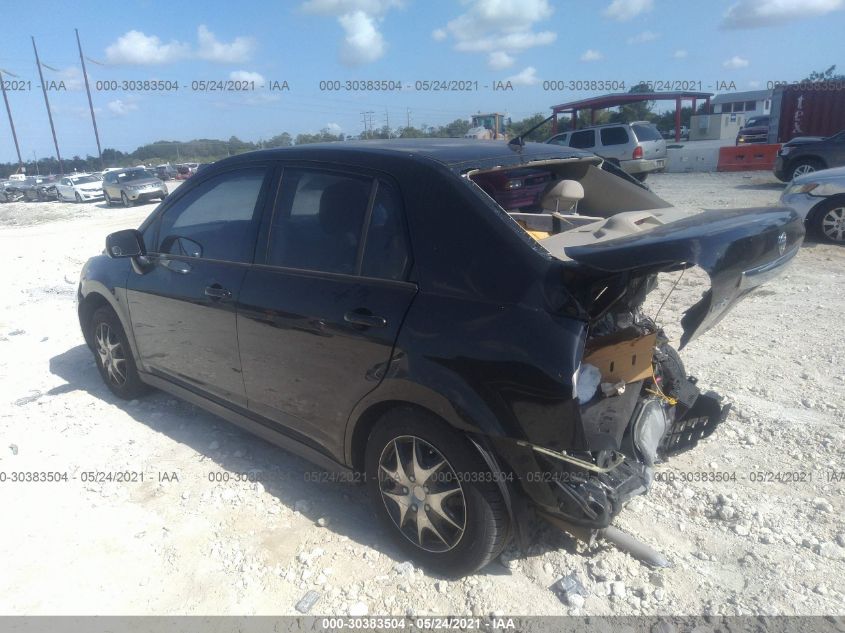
[
  {"left": 406, "top": 108, "right": 411, "bottom": 130},
  {"left": 32, "top": 36, "right": 63, "bottom": 175},
  {"left": 384, "top": 108, "right": 390, "bottom": 138},
  {"left": 76, "top": 29, "right": 103, "bottom": 170},
  {"left": 361, "top": 111, "right": 375, "bottom": 138},
  {"left": 0, "top": 69, "right": 23, "bottom": 172}
]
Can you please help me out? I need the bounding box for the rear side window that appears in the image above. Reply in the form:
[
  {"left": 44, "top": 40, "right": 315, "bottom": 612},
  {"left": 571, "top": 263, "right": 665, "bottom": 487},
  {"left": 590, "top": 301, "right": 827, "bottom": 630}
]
[
  {"left": 267, "top": 169, "right": 372, "bottom": 275},
  {"left": 569, "top": 130, "right": 596, "bottom": 149},
  {"left": 361, "top": 181, "right": 411, "bottom": 280},
  {"left": 156, "top": 167, "right": 267, "bottom": 263},
  {"left": 631, "top": 124, "right": 662, "bottom": 142},
  {"left": 600, "top": 127, "right": 629, "bottom": 146}
]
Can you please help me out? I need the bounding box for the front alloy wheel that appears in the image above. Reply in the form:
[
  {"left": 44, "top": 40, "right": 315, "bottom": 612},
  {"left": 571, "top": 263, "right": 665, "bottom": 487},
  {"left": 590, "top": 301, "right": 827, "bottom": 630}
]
[
  {"left": 90, "top": 306, "right": 148, "bottom": 399},
  {"left": 813, "top": 201, "right": 845, "bottom": 244},
  {"left": 121, "top": 192, "right": 133, "bottom": 208},
  {"left": 95, "top": 322, "right": 127, "bottom": 387},
  {"left": 378, "top": 436, "right": 466, "bottom": 553}
]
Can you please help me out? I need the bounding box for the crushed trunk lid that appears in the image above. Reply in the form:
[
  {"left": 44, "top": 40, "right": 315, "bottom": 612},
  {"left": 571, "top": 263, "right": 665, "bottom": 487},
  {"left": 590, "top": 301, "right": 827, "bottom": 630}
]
[{"left": 546, "top": 206, "right": 805, "bottom": 347}]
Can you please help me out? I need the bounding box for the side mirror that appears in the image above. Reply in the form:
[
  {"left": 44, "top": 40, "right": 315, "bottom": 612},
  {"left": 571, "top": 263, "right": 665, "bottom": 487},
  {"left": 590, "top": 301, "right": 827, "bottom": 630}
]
[{"left": 106, "top": 229, "right": 145, "bottom": 258}]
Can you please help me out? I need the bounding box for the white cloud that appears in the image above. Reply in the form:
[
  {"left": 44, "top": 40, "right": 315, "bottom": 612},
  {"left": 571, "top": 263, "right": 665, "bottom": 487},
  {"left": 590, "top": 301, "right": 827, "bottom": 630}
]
[
  {"left": 434, "top": 0, "right": 556, "bottom": 62},
  {"left": 326, "top": 122, "right": 343, "bottom": 134},
  {"left": 229, "top": 70, "right": 265, "bottom": 84},
  {"left": 627, "top": 30, "right": 658, "bottom": 44},
  {"left": 301, "top": 0, "right": 403, "bottom": 14},
  {"left": 580, "top": 49, "right": 604, "bottom": 62},
  {"left": 432, "top": 28, "right": 447, "bottom": 41},
  {"left": 722, "top": 0, "right": 842, "bottom": 28},
  {"left": 196, "top": 25, "right": 255, "bottom": 63},
  {"left": 603, "top": 0, "right": 653, "bottom": 21},
  {"left": 723, "top": 55, "right": 749, "bottom": 69},
  {"left": 506, "top": 66, "right": 539, "bottom": 86},
  {"left": 107, "top": 99, "right": 138, "bottom": 116},
  {"left": 105, "top": 31, "right": 190, "bottom": 64},
  {"left": 105, "top": 26, "right": 254, "bottom": 65},
  {"left": 673, "top": 49, "right": 688, "bottom": 59},
  {"left": 301, "top": 0, "right": 401, "bottom": 66},
  {"left": 338, "top": 11, "right": 386, "bottom": 65},
  {"left": 488, "top": 51, "right": 515, "bottom": 70}
]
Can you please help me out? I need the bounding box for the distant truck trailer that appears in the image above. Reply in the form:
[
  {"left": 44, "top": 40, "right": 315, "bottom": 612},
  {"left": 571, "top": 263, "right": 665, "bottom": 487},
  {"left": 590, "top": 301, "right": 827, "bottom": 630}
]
[{"left": 769, "top": 82, "right": 845, "bottom": 143}]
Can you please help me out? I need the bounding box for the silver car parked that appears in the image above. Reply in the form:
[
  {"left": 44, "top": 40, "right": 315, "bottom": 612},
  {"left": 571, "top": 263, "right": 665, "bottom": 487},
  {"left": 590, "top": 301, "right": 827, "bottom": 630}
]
[
  {"left": 546, "top": 121, "right": 667, "bottom": 181},
  {"left": 102, "top": 168, "right": 168, "bottom": 207},
  {"left": 780, "top": 165, "right": 845, "bottom": 244}
]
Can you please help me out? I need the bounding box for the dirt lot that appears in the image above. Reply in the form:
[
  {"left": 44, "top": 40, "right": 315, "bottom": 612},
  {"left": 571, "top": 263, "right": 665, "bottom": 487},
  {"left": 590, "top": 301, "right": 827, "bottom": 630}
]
[{"left": 0, "top": 171, "right": 843, "bottom": 616}]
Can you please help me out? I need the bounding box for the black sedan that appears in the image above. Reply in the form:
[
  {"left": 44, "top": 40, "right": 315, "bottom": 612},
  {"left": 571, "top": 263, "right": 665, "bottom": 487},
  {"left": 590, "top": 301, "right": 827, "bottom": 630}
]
[{"left": 78, "top": 139, "right": 803, "bottom": 576}]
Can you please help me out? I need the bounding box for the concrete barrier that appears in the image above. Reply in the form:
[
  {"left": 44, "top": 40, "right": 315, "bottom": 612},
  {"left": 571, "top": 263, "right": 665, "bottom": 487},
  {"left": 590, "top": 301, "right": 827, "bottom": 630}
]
[{"left": 665, "top": 145, "right": 720, "bottom": 173}]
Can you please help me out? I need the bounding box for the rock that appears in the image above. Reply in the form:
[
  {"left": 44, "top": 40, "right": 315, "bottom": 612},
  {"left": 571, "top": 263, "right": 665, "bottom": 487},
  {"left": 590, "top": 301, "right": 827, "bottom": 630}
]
[
  {"left": 9, "top": 444, "right": 18, "bottom": 456},
  {"left": 553, "top": 572, "right": 587, "bottom": 605},
  {"left": 653, "top": 588, "right": 666, "bottom": 601},
  {"left": 568, "top": 594, "right": 585, "bottom": 609},
  {"left": 814, "top": 584, "right": 828, "bottom": 595},
  {"left": 294, "top": 499, "right": 312, "bottom": 513},
  {"left": 181, "top": 491, "right": 190, "bottom": 500},
  {"left": 837, "top": 534, "right": 845, "bottom": 548},
  {"left": 733, "top": 524, "right": 750, "bottom": 536},
  {"left": 818, "top": 542, "right": 845, "bottom": 561},
  {"left": 435, "top": 580, "right": 446, "bottom": 593},
  {"left": 348, "top": 602, "right": 368, "bottom": 616},
  {"left": 316, "top": 517, "right": 329, "bottom": 527},
  {"left": 394, "top": 561, "right": 415, "bottom": 576},
  {"left": 543, "top": 562, "right": 554, "bottom": 575},
  {"left": 812, "top": 498, "right": 833, "bottom": 513},
  {"left": 718, "top": 506, "right": 736, "bottom": 521},
  {"left": 611, "top": 581, "right": 626, "bottom": 598},
  {"left": 649, "top": 572, "right": 665, "bottom": 588}
]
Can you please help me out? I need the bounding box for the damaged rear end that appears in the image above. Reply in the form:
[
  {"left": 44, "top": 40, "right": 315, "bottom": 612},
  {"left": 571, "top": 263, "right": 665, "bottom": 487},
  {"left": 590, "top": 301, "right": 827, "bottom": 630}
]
[{"left": 496, "top": 205, "right": 804, "bottom": 532}]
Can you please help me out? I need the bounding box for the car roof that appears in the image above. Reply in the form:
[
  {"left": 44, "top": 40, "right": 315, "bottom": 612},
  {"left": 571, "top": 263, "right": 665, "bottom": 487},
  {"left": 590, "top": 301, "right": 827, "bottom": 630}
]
[{"left": 210, "top": 138, "right": 595, "bottom": 173}]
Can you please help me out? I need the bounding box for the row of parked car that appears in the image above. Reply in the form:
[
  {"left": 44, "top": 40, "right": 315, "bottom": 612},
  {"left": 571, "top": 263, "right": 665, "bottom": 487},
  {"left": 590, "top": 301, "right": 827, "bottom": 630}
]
[{"left": 1, "top": 162, "right": 212, "bottom": 207}]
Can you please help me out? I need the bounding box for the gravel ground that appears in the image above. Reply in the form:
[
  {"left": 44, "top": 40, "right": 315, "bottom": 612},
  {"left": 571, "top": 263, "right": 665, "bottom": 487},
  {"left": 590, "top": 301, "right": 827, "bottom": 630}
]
[{"left": 0, "top": 171, "right": 842, "bottom": 616}]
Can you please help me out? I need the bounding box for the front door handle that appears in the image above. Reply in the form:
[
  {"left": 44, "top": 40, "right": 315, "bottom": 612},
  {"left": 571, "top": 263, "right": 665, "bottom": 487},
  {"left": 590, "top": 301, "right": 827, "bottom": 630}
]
[
  {"left": 204, "top": 284, "right": 232, "bottom": 300},
  {"left": 344, "top": 310, "right": 388, "bottom": 328}
]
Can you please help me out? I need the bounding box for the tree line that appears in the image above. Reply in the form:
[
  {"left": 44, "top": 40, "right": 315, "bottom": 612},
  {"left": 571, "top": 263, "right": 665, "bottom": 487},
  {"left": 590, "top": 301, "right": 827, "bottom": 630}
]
[{"left": 3, "top": 67, "right": 839, "bottom": 178}]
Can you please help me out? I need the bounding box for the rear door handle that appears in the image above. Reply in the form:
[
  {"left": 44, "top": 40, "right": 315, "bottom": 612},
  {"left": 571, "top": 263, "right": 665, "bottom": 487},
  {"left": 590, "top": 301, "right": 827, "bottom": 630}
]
[
  {"left": 204, "top": 284, "right": 232, "bottom": 300},
  {"left": 344, "top": 310, "right": 388, "bottom": 328}
]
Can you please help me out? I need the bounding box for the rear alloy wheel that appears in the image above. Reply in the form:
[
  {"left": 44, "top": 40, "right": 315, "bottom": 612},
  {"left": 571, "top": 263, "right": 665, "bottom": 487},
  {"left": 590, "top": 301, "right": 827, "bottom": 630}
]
[
  {"left": 365, "top": 408, "right": 510, "bottom": 577},
  {"left": 90, "top": 306, "right": 148, "bottom": 399},
  {"left": 811, "top": 200, "right": 845, "bottom": 244},
  {"left": 121, "top": 192, "right": 133, "bottom": 208},
  {"left": 791, "top": 160, "right": 821, "bottom": 180},
  {"left": 75, "top": 191, "right": 82, "bottom": 203},
  {"left": 103, "top": 191, "right": 111, "bottom": 206}
]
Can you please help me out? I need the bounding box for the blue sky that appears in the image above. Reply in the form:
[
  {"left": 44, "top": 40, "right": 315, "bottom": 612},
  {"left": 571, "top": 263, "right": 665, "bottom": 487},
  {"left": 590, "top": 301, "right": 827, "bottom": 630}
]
[{"left": 0, "top": 0, "right": 843, "bottom": 162}]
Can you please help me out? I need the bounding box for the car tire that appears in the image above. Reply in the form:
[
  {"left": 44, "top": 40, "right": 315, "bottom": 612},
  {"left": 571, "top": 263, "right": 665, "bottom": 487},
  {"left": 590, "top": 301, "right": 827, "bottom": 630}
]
[
  {"left": 365, "top": 407, "right": 510, "bottom": 578},
  {"left": 75, "top": 192, "right": 82, "bottom": 203},
  {"left": 809, "top": 199, "right": 845, "bottom": 244},
  {"left": 90, "top": 306, "right": 149, "bottom": 400},
  {"left": 103, "top": 191, "right": 112, "bottom": 206},
  {"left": 121, "top": 192, "right": 133, "bottom": 208},
  {"left": 790, "top": 159, "right": 823, "bottom": 181}
]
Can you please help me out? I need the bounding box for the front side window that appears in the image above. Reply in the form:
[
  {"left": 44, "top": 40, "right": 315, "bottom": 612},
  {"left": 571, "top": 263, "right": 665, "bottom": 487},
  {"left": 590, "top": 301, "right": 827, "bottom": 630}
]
[
  {"left": 266, "top": 169, "right": 371, "bottom": 275},
  {"left": 569, "top": 130, "right": 596, "bottom": 149},
  {"left": 547, "top": 133, "right": 568, "bottom": 146},
  {"left": 155, "top": 167, "right": 267, "bottom": 263}
]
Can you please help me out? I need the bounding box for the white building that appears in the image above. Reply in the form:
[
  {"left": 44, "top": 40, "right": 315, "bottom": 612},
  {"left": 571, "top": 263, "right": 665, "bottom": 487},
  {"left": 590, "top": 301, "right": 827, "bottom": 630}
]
[{"left": 690, "top": 89, "right": 773, "bottom": 141}]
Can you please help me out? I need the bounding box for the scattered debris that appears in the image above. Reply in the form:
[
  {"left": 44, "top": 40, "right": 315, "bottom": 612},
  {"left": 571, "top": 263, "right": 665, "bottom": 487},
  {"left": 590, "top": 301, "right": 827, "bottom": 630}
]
[{"left": 295, "top": 590, "right": 320, "bottom": 614}]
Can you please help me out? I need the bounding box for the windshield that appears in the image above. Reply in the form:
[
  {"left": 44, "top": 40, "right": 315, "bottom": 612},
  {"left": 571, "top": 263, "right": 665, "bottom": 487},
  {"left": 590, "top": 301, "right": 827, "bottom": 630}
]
[
  {"left": 117, "top": 169, "right": 152, "bottom": 183},
  {"left": 71, "top": 176, "right": 98, "bottom": 184},
  {"left": 632, "top": 123, "right": 662, "bottom": 142},
  {"left": 745, "top": 116, "right": 768, "bottom": 127}
]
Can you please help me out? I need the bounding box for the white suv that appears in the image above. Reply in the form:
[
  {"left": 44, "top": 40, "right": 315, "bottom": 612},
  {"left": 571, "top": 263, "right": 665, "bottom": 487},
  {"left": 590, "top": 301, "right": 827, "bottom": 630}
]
[{"left": 546, "top": 121, "right": 667, "bottom": 181}]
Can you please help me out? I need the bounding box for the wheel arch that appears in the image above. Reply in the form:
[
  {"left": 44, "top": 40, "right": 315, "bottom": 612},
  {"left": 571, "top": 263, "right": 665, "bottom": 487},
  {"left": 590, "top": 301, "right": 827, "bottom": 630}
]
[{"left": 788, "top": 153, "right": 827, "bottom": 173}]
